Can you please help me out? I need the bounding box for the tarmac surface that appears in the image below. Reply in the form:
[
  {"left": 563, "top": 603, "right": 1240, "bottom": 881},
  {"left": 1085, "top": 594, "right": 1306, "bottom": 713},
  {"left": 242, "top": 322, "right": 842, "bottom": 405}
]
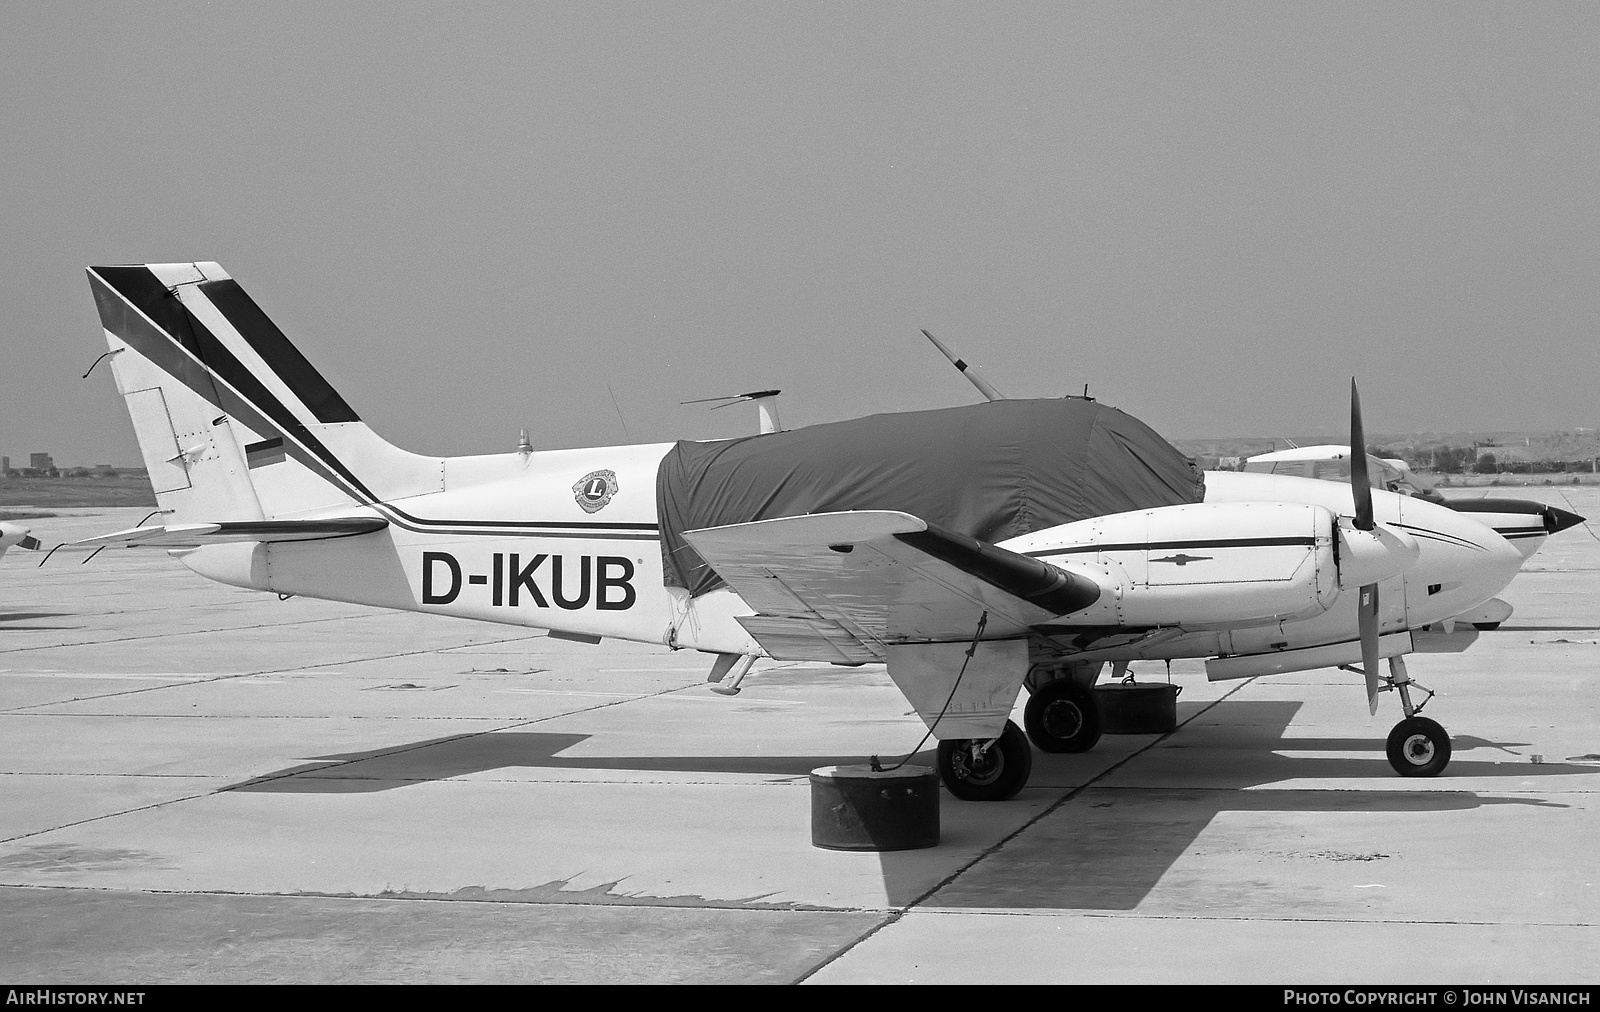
[{"left": 1, "top": 488, "right": 1597, "bottom": 984}]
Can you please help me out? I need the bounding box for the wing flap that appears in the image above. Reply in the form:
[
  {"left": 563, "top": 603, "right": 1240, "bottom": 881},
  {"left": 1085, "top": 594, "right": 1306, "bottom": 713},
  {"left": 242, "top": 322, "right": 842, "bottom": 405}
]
[
  {"left": 71, "top": 517, "right": 388, "bottom": 549},
  {"left": 736, "top": 615, "right": 879, "bottom": 663}
]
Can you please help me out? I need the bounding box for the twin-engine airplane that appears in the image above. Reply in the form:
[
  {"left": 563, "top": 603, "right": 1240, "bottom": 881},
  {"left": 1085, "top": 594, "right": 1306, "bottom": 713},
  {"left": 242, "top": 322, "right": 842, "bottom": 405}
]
[{"left": 78, "top": 263, "right": 1544, "bottom": 801}]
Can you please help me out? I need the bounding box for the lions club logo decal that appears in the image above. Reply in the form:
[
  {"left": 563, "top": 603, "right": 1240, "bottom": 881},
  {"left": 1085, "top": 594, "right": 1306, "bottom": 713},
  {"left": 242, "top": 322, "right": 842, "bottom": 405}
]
[{"left": 573, "top": 469, "right": 619, "bottom": 513}]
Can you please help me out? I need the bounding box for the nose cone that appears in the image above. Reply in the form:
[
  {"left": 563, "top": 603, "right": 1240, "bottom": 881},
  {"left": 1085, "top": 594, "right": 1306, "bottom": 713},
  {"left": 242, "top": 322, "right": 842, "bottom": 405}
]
[
  {"left": 1401, "top": 498, "right": 1525, "bottom": 627},
  {"left": 1545, "top": 505, "right": 1586, "bottom": 535}
]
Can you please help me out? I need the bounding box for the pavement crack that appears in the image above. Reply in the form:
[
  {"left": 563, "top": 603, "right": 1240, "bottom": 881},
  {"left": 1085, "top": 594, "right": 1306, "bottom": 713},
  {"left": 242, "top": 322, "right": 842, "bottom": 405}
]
[{"left": 0, "top": 633, "right": 548, "bottom": 711}]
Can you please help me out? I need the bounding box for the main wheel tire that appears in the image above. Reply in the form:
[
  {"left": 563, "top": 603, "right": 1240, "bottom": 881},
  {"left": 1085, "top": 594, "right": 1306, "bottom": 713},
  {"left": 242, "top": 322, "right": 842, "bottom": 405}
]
[
  {"left": 1386, "top": 716, "right": 1452, "bottom": 777},
  {"left": 1024, "top": 680, "right": 1103, "bottom": 753},
  {"left": 936, "top": 720, "right": 1033, "bottom": 801}
]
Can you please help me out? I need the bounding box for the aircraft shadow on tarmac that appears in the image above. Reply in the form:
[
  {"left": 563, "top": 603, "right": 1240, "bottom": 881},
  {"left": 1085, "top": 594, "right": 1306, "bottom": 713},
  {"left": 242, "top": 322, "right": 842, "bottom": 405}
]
[
  {"left": 221, "top": 731, "right": 924, "bottom": 794},
  {"left": 223, "top": 697, "right": 1594, "bottom": 794},
  {"left": 0, "top": 611, "right": 81, "bottom": 630},
  {"left": 220, "top": 699, "right": 1589, "bottom": 910}
]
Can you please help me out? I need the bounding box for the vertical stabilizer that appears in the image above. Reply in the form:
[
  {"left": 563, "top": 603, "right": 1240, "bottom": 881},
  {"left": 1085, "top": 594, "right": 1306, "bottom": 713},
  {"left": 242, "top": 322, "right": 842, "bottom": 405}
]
[{"left": 87, "top": 263, "right": 444, "bottom": 521}]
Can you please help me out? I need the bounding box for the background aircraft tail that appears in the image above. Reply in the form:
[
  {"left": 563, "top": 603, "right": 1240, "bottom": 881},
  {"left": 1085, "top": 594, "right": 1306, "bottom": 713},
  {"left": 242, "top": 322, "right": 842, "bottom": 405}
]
[{"left": 87, "top": 263, "right": 444, "bottom": 523}]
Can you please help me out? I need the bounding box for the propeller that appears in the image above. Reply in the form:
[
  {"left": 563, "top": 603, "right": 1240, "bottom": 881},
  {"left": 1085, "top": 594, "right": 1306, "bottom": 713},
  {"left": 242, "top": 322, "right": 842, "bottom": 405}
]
[
  {"left": 1358, "top": 582, "right": 1381, "bottom": 715},
  {"left": 922, "top": 330, "right": 1005, "bottom": 402},
  {"left": 1350, "top": 379, "right": 1381, "bottom": 713},
  {"left": 1349, "top": 379, "right": 1375, "bottom": 532}
]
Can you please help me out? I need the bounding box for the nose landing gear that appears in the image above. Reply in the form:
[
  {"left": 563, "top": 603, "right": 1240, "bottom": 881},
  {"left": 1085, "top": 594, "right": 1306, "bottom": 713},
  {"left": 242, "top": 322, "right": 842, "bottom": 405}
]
[{"left": 1379, "top": 655, "right": 1449, "bottom": 777}]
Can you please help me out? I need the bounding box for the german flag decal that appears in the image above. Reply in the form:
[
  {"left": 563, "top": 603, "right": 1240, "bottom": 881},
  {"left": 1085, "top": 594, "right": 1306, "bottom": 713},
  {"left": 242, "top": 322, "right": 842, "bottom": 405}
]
[{"left": 245, "top": 437, "right": 286, "bottom": 469}]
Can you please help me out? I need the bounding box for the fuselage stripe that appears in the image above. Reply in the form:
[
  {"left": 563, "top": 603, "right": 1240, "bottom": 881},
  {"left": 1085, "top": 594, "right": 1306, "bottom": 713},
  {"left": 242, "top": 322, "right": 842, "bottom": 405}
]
[
  {"left": 1025, "top": 535, "right": 1317, "bottom": 558},
  {"left": 1389, "top": 522, "right": 1486, "bottom": 551}
]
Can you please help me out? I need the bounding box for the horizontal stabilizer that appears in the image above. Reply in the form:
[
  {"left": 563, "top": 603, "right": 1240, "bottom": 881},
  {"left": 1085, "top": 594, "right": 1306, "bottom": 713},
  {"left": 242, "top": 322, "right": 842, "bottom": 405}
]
[{"left": 71, "top": 517, "right": 388, "bottom": 549}]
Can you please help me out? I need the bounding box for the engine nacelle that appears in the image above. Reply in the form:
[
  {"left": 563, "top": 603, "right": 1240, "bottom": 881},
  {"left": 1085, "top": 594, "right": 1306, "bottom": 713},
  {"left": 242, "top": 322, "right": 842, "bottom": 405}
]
[{"left": 1000, "top": 501, "right": 1340, "bottom": 628}]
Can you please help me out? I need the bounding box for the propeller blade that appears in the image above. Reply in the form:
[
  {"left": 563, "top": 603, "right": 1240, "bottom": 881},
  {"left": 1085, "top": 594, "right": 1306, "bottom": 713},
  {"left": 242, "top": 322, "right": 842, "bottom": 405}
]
[
  {"left": 1349, "top": 379, "right": 1374, "bottom": 531},
  {"left": 923, "top": 329, "right": 1005, "bottom": 402},
  {"left": 1359, "top": 581, "right": 1381, "bottom": 715}
]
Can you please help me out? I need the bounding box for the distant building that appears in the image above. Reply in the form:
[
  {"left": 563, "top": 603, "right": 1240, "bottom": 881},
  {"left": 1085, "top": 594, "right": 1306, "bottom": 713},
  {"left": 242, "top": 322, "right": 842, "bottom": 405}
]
[
  {"left": 95, "top": 463, "right": 117, "bottom": 476},
  {"left": 29, "top": 452, "right": 53, "bottom": 471},
  {"left": 1, "top": 456, "right": 8, "bottom": 472}
]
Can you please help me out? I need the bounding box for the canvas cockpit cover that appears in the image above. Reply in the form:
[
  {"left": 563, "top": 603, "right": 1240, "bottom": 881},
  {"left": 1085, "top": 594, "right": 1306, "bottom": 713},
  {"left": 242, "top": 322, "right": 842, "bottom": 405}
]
[{"left": 657, "top": 398, "right": 1206, "bottom": 597}]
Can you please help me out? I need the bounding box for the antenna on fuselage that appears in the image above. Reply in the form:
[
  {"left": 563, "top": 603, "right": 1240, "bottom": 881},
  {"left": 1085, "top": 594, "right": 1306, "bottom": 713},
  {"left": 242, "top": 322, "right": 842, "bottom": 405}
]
[
  {"left": 682, "top": 390, "right": 783, "bottom": 434},
  {"left": 924, "top": 329, "right": 1098, "bottom": 403}
]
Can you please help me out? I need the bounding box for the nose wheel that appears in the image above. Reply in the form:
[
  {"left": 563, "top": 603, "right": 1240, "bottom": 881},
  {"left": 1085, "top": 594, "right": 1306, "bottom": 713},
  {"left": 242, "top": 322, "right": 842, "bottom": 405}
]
[{"left": 1387, "top": 715, "right": 1452, "bottom": 777}]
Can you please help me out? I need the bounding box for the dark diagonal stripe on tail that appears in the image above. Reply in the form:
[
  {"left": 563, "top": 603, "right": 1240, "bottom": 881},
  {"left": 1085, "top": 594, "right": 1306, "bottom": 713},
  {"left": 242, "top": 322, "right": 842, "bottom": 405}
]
[
  {"left": 199, "top": 279, "right": 359, "bottom": 423},
  {"left": 93, "top": 267, "right": 209, "bottom": 361},
  {"left": 89, "top": 273, "right": 221, "bottom": 406}
]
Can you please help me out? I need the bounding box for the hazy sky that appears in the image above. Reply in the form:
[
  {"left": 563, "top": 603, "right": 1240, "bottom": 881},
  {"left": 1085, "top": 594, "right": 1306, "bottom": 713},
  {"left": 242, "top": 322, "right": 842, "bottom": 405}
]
[{"left": 3, "top": 2, "right": 1596, "bottom": 465}]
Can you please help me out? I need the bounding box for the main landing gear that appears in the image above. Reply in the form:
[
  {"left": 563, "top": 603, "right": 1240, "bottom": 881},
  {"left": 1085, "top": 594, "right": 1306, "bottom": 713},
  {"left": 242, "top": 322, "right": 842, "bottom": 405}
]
[
  {"left": 1378, "top": 655, "right": 1451, "bottom": 777},
  {"left": 935, "top": 721, "right": 1033, "bottom": 802},
  {"left": 934, "top": 654, "right": 1454, "bottom": 799},
  {"left": 1022, "top": 679, "right": 1102, "bottom": 753}
]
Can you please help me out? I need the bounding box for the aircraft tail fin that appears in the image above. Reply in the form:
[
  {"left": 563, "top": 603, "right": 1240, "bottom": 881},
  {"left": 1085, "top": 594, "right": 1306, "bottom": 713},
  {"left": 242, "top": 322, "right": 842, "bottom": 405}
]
[{"left": 87, "top": 263, "right": 442, "bottom": 523}]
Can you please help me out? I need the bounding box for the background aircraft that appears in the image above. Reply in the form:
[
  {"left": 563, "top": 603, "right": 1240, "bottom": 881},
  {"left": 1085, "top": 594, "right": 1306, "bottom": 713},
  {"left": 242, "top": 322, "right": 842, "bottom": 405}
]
[
  {"left": 1242, "top": 444, "right": 1437, "bottom": 498},
  {"left": 1240, "top": 444, "right": 1582, "bottom": 562},
  {"left": 76, "top": 263, "right": 1535, "bottom": 800},
  {"left": 0, "top": 522, "right": 41, "bottom": 563}
]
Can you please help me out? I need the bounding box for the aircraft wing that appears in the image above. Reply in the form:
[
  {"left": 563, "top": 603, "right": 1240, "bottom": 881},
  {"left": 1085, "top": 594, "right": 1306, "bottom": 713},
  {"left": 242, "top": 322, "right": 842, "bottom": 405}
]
[
  {"left": 70, "top": 517, "right": 388, "bottom": 549},
  {"left": 682, "top": 510, "right": 1102, "bottom": 663}
]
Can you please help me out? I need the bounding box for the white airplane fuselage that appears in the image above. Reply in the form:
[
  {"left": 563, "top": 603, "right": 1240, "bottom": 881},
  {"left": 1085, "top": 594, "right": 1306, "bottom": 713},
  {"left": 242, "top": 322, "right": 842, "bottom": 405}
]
[{"left": 173, "top": 448, "right": 1523, "bottom": 671}]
